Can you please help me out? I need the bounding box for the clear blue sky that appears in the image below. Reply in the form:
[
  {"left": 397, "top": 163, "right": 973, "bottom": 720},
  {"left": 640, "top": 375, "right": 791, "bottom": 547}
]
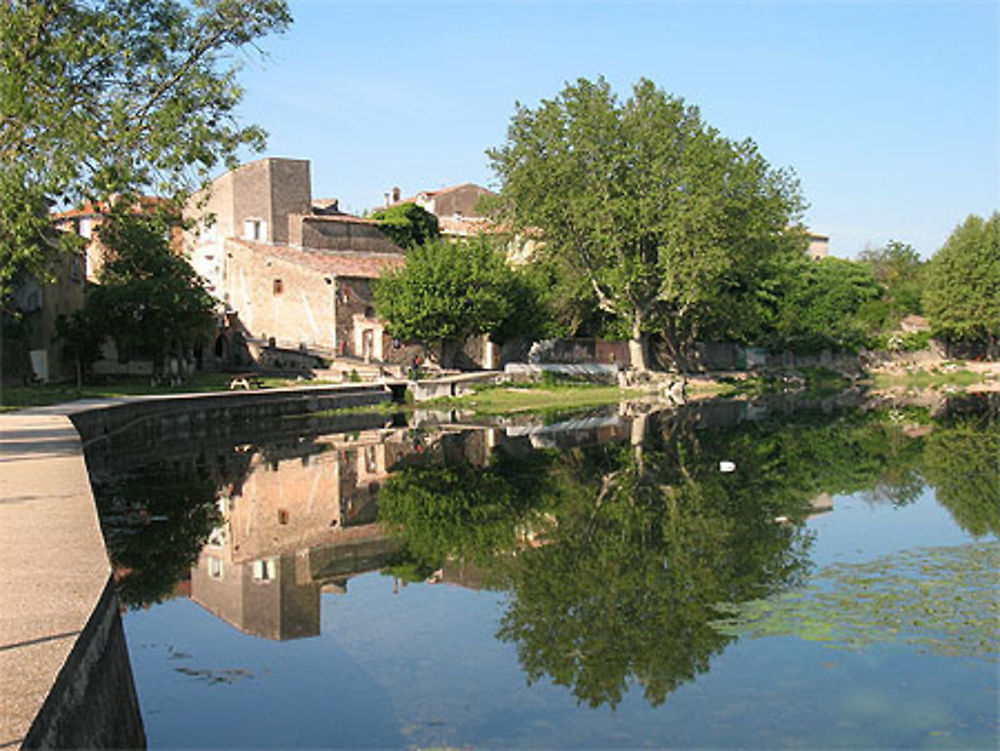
[{"left": 236, "top": 0, "right": 999, "bottom": 258}]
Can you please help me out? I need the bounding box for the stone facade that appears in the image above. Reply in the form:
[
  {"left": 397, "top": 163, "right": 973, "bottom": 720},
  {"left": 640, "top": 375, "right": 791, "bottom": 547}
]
[
  {"left": 4, "top": 253, "right": 86, "bottom": 384},
  {"left": 185, "top": 158, "right": 407, "bottom": 359},
  {"left": 223, "top": 238, "right": 402, "bottom": 355}
]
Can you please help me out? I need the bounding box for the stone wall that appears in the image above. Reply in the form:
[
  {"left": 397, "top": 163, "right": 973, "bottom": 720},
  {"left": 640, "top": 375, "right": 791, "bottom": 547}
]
[
  {"left": 291, "top": 215, "right": 400, "bottom": 254},
  {"left": 226, "top": 240, "right": 338, "bottom": 349}
]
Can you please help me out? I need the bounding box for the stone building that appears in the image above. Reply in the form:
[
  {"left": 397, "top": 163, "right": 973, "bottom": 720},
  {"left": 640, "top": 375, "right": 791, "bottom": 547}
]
[
  {"left": 186, "top": 157, "right": 406, "bottom": 358},
  {"left": 53, "top": 196, "right": 183, "bottom": 282},
  {"left": 807, "top": 232, "right": 830, "bottom": 261},
  {"left": 387, "top": 183, "right": 498, "bottom": 238},
  {"left": 3, "top": 253, "right": 86, "bottom": 384}
]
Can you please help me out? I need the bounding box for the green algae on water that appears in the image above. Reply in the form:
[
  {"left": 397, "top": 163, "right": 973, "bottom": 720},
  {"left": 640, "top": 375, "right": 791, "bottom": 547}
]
[{"left": 711, "top": 542, "right": 1000, "bottom": 660}]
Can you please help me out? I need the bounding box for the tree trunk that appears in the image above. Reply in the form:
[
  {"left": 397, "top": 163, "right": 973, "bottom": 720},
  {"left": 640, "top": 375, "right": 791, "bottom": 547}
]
[
  {"left": 440, "top": 339, "right": 460, "bottom": 369},
  {"left": 629, "top": 316, "right": 648, "bottom": 372},
  {"left": 630, "top": 411, "right": 648, "bottom": 475}
]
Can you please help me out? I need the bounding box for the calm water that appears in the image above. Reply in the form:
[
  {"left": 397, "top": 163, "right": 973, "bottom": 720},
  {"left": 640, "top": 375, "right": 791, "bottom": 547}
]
[{"left": 87, "top": 393, "right": 999, "bottom": 749}]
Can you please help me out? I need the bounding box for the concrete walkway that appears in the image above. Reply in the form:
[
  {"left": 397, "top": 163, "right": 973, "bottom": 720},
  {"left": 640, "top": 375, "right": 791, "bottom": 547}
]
[{"left": 0, "top": 411, "right": 111, "bottom": 748}]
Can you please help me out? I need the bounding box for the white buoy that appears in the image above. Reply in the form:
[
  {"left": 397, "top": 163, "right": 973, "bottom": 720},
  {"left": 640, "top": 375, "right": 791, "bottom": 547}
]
[{"left": 719, "top": 461, "right": 736, "bottom": 473}]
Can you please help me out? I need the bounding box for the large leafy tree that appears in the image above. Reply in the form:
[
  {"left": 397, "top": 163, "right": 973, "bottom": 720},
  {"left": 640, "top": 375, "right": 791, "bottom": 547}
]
[
  {"left": 923, "top": 213, "right": 1000, "bottom": 358},
  {"left": 0, "top": 0, "right": 291, "bottom": 301},
  {"left": 373, "top": 238, "right": 542, "bottom": 366},
  {"left": 77, "top": 209, "right": 217, "bottom": 371},
  {"left": 487, "top": 77, "right": 805, "bottom": 370}
]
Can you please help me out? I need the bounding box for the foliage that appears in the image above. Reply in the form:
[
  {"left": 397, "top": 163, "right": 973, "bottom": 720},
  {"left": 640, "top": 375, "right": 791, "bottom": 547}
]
[
  {"left": 95, "top": 462, "right": 223, "bottom": 608},
  {"left": 866, "top": 329, "right": 932, "bottom": 352},
  {"left": 923, "top": 213, "right": 1000, "bottom": 357},
  {"left": 712, "top": 542, "right": 1000, "bottom": 661},
  {"left": 373, "top": 237, "right": 544, "bottom": 363},
  {"left": 922, "top": 409, "right": 1000, "bottom": 537},
  {"left": 487, "top": 76, "right": 805, "bottom": 369},
  {"left": 856, "top": 240, "right": 925, "bottom": 328},
  {"left": 370, "top": 202, "right": 440, "bottom": 250},
  {"left": 377, "top": 447, "right": 554, "bottom": 570},
  {"left": 0, "top": 0, "right": 291, "bottom": 299},
  {"left": 769, "top": 256, "right": 883, "bottom": 351},
  {"left": 78, "top": 209, "right": 216, "bottom": 369}
]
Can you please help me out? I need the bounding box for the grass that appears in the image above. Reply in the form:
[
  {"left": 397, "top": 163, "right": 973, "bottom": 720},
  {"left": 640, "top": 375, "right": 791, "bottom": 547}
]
[
  {"left": 0, "top": 373, "right": 301, "bottom": 412},
  {"left": 423, "top": 382, "right": 645, "bottom": 415},
  {"left": 869, "top": 368, "right": 984, "bottom": 389}
]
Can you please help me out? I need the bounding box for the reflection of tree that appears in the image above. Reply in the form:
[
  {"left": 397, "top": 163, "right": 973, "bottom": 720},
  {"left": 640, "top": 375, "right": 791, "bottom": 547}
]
[
  {"left": 498, "top": 433, "right": 815, "bottom": 709},
  {"left": 93, "top": 449, "right": 251, "bottom": 608},
  {"left": 380, "top": 406, "right": 948, "bottom": 710},
  {"left": 377, "top": 448, "right": 553, "bottom": 575},
  {"left": 922, "top": 408, "right": 999, "bottom": 537}
]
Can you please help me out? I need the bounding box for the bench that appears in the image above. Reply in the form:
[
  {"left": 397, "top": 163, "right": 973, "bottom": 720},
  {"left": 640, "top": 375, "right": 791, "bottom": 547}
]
[{"left": 228, "top": 375, "right": 264, "bottom": 390}]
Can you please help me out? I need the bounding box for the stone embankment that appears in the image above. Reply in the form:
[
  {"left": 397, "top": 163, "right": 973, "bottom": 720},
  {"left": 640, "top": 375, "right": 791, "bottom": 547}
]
[{"left": 0, "top": 383, "right": 392, "bottom": 749}]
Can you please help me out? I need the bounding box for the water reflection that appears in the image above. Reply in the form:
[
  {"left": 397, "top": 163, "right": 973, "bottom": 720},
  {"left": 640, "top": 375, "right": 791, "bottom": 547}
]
[{"left": 88, "top": 392, "right": 998, "bottom": 712}]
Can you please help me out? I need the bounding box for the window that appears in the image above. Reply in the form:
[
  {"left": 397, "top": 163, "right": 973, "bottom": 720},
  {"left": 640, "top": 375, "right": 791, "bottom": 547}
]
[
  {"left": 207, "top": 556, "right": 224, "bottom": 579},
  {"left": 243, "top": 218, "right": 267, "bottom": 242},
  {"left": 273, "top": 278, "right": 283, "bottom": 295},
  {"left": 277, "top": 509, "right": 289, "bottom": 525},
  {"left": 252, "top": 558, "right": 276, "bottom": 581}
]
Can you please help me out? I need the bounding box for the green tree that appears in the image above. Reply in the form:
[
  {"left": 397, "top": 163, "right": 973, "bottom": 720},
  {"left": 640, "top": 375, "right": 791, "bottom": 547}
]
[
  {"left": 81, "top": 209, "right": 216, "bottom": 371},
  {"left": 770, "top": 255, "right": 883, "bottom": 351},
  {"left": 94, "top": 458, "right": 223, "bottom": 609},
  {"left": 857, "top": 240, "right": 925, "bottom": 328},
  {"left": 923, "top": 213, "right": 1000, "bottom": 358},
  {"left": 0, "top": 0, "right": 291, "bottom": 301},
  {"left": 487, "top": 77, "right": 805, "bottom": 370},
  {"left": 370, "top": 202, "right": 440, "bottom": 250},
  {"left": 373, "top": 237, "right": 541, "bottom": 366}
]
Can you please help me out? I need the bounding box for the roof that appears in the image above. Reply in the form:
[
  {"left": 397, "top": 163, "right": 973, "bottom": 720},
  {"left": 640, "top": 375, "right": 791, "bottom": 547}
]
[
  {"left": 296, "top": 212, "right": 380, "bottom": 226},
  {"left": 227, "top": 238, "right": 404, "bottom": 279},
  {"left": 52, "top": 196, "right": 174, "bottom": 220},
  {"left": 395, "top": 182, "right": 496, "bottom": 206}
]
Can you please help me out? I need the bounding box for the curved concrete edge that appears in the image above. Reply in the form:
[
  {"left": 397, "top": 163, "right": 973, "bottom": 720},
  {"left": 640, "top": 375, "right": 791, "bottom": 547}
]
[
  {"left": 21, "top": 576, "right": 144, "bottom": 750},
  {"left": 0, "top": 383, "right": 393, "bottom": 749},
  {"left": 0, "top": 413, "right": 123, "bottom": 749}
]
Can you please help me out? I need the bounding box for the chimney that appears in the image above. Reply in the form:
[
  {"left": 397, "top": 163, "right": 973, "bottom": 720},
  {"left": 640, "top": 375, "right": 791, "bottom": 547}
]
[{"left": 391, "top": 186, "right": 401, "bottom": 204}]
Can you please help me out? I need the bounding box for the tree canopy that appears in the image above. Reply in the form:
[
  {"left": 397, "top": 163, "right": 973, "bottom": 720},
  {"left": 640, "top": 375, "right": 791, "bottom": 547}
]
[
  {"left": 0, "top": 0, "right": 291, "bottom": 299},
  {"left": 72, "top": 209, "right": 217, "bottom": 370},
  {"left": 372, "top": 238, "right": 542, "bottom": 365},
  {"left": 856, "top": 240, "right": 925, "bottom": 328},
  {"left": 370, "top": 202, "right": 440, "bottom": 250},
  {"left": 487, "top": 76, "right": 805, "bottom": 370},
  {"left": 923, "top": 213, "right": 1000, "bottom": 357}
]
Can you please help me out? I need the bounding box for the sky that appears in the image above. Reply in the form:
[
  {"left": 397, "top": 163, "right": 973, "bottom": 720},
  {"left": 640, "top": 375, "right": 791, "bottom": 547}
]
[{"left": 235, "top": 0, "right": 999, "bottom": 259}]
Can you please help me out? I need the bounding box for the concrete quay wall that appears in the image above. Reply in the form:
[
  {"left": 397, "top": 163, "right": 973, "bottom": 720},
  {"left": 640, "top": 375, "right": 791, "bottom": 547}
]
[{"left": 0, "top": 384, "right": 393, "bottom": 749}]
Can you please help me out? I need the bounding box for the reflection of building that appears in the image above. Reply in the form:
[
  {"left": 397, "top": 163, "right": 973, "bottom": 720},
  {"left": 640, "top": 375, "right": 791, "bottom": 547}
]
[{"left": 187, "top": 428, "right": 416, "bottom": 640}]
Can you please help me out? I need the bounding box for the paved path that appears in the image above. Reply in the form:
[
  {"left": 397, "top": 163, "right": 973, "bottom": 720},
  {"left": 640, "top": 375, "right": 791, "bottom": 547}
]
[{"left": 0, "top": 410, "right": 111, "bottom": 748}]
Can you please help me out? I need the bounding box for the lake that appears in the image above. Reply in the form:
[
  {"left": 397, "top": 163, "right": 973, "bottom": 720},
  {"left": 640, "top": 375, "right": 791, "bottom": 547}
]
[{"left": 85, "top": 392, "right": 999, "bottom": 749}]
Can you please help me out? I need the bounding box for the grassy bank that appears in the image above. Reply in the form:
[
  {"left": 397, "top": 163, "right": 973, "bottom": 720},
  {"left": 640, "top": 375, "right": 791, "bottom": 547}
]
[
  {"left": 868, "top": 367, "right": 988, "bottom": 390},
  {"left": 424, "top": 383, "right": 647, "bottom": 415},
  {"left": 0, "top": 373, "right": 299, "bottom": 412}
]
